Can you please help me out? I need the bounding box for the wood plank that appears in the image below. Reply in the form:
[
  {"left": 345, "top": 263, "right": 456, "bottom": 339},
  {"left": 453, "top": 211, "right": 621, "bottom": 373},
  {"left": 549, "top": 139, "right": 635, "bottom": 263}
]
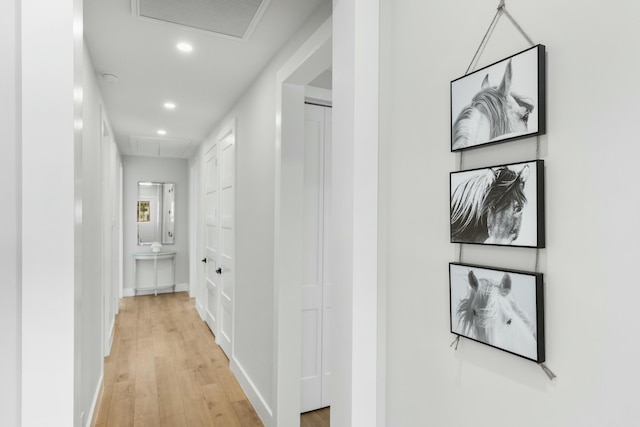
[
  {"left": 202, "top": 382, "right": 241, "bottom": 427},
  {"left": 231, "top": 400, "right": 264, "bottom": 427},
  {"left": 159, "top": 413, "right": 188, "bottom": 427},
  {"left": 152, "top": 329, "right": 171, "bottom": 359},
  {"left": 134, "top": 379, "right": 157, "bottom": 400},
  {"left": 106, "top": 394, "right": 135, "bottom": 427},
  {"left": 214, "top": 362, "right": 247, "bottom": 402},
  {"left": 155, "top": 357, "right": 186, "bottom": 419},
  {"left": 136, "top": 315, "right": 153, "bottom": 340},
  {"left": 136, "top": 338, "right": 156, "bottom": 383},
  {"left": 133, "top": 394, "right": 161, "bottom": 427},
  {"left": 112, "top": 379, "right": 136, "bottom": 401},
  {"left": 94, "top": 384, "right": 113, "bottom": 426},
  {"left": 114, "top": 338, "right": 137, "bottom": 382},
  {"left": 194, "top": 358, "right": 220, "bottom": 386},
  {"left": 301, "top": 407, "right": 330, "bottom": 427},
  {"left": 176, "top": 368, "right": 215, "bottom": 427},
  {"left": 103, "top": 360, "right": 117, "bottom": 386}
]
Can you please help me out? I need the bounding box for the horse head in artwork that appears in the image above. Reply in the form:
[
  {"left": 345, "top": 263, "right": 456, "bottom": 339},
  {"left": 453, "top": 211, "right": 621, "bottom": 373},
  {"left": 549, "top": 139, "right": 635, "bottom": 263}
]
[
  {"left": 452, "top": 60, "right": 534, "bottom": 150},
  {"left": 456, "top": 270, "right": 537, "bottom": 358},
  {"left": 451, "top": 165, "right": 529, "bottom": 245}
]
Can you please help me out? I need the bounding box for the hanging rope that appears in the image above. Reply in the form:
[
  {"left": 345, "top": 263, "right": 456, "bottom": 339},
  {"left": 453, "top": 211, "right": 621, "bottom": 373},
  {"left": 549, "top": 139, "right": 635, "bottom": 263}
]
[
  {"left": 450, "top": 335, "right": 461, "bottom": 350},
  {"left": 465, "top": 0, "right": 536, "bottom": 76},
  {"left": 502, "top": 5, "right": 535, "bottom": 47},
  {"left": 539, "top": 362, "right": 557, "bottom": 380}
]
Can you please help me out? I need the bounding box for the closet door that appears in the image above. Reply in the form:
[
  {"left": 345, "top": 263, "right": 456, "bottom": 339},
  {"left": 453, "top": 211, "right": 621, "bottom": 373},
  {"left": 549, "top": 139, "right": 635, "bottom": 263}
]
[
  {"left": 301, "top": 103, "right": 332, "bottom": 412},
  {"left": 203, "top": 143, "right": 220, "bottom": 336},
  {"left": 217, "top": 129, "right": 236, "bottom": 357}
]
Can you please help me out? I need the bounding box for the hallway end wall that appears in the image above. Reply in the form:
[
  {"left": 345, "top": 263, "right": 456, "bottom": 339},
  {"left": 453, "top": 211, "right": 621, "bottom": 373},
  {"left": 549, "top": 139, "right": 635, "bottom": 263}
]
[
  {"left": 380, "top": 1, "right": 640, "bottom": 426},
  {"left": 122, "top": 156, "right": 189, "bottom": 294}
]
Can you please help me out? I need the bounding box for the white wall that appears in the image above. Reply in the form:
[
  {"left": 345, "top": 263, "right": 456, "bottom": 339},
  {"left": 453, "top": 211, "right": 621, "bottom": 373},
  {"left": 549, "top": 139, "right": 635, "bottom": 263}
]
[
  {"left": 0, "top": 1, "right": 20, "bottom": 425},
  {"left": 122, "top": 156, "right": 189, "bottom": 293},
  {"left": 19, "top": 0, "right": 80, "bottom": 425},
  {"left": 380, "top": 1, "right": 640, "bottom": 426},
  {"left": 331, "top": 0, "right": 382, "bottom": 426},
  {"left": 81, "top": 43, "right": 122, "bottom": 424},
  {"left": 5, "top": 3, "right": 120, "bottom": 425},
  {"left": 190, "top": 2, "right": 332, "bottom": 424}
]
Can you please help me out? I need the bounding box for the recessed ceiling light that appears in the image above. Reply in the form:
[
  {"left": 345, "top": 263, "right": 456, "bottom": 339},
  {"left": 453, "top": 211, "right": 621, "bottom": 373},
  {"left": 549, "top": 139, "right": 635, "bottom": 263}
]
[
  {"left": 177, "top": 42, "right": 193, "bottom": 53},
  {"left": 164, "top": 102, "right": 176, "bottom": 110},
  {"left": 157, "top": 129, "right": 167, "bottom": 136}
]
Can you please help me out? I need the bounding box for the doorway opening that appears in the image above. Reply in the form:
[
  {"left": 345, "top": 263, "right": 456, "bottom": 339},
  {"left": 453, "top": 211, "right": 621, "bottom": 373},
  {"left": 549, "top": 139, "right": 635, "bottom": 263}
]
[
  {"left": 273, "top": 16, "right": 332, "bottom": 426},
  {"left": 301, "top": 101, "right": 332, "bottom": 415}
]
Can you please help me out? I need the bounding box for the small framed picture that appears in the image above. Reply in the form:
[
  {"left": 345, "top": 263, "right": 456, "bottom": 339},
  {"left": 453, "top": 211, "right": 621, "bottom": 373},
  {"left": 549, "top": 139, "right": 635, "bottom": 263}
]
[
  {"left": 450, "top": 263, "right": 545, "bottom": 362},
  {"left": 137, "top": 200, "right": 151, "bottom": 223},
  {"left": 451, "top": 44, "right": 546, "bottom": 151},
  {"left": 450, "top": 159, "right": 544, "bottom": 248}
]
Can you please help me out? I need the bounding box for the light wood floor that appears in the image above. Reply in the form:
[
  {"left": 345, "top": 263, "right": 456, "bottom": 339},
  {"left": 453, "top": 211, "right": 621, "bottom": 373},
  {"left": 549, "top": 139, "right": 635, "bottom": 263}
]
[
  {"left": 95, "top": 292, "right": 262, "bottom": 426},
  {"left": 301, "top": 407, "right": 330, "bottom": 427},
  {"left": 95, "top": 292, "right": 329, "bottom": 427}
]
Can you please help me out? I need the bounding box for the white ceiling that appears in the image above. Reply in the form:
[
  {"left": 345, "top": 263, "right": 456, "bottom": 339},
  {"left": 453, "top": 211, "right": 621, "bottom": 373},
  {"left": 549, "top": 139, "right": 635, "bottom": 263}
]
[{"left": 84, "top": 0, "right": 325, "bottom": 158}]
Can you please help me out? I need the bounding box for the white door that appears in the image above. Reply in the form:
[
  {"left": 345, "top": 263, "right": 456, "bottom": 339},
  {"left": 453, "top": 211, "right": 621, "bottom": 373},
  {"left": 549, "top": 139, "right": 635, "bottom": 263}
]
[
  {"left": 204, "top": 143, "right": 220, "bottom": 336},
  {"left": 301, "top": 103, "right": 332, "bottom": 412},
  {"left": 218, "top": 129, "right": 236, "bottom": 357}
]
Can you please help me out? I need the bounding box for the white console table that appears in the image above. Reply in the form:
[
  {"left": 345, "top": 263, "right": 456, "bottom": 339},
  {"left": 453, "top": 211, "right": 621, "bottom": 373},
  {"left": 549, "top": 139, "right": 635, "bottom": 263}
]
[{"left": 133, "top": 252, "right": 176, "bottom": 296}]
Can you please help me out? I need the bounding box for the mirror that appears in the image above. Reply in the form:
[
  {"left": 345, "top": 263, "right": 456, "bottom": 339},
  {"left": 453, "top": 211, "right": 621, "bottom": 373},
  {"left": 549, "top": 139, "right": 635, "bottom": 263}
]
[{"left": 137, "top": 182, "right": 175, "bottom": 245}]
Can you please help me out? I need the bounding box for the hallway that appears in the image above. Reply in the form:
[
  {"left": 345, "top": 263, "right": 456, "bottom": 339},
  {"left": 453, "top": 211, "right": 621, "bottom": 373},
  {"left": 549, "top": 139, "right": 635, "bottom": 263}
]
[{"left": 95, "top": 292, "right": 262, "bottom": 426}]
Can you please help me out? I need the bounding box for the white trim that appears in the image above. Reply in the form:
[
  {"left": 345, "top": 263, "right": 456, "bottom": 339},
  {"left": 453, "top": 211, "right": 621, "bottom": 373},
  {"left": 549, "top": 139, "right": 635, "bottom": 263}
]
[
  {"left": 105, "top": 318, "right": 115, "bottom": 357},
  {"left": 189, "top": 163, "right": 197, "bottom": 298},
  {"left": 305, "top": 86, "right": 332, "bottom": 106},
  {"left": 196, "top": 298, "right": 205, "bottom": 321},
  {"left": 231, "top": 357, "right": 274, "bottom": 427},
  {"left": 122, "top": 282, "right": 189, "bottom": 297},
  {"left": 86, "top": 374, "right": 104, "bottom": 427},
  {"left": 119, "top": 163, "right": 124, "bottom": 302},
  {"left": 331, "top": 2, "right": 381, "bottom": 425},
  {"left": 273, "top": 17, "right": 332, "bottom": 427}
]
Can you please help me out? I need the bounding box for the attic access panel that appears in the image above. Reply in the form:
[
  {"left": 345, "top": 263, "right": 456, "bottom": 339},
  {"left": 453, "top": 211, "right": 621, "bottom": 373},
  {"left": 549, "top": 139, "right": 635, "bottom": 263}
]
[{"left": 133, "top": 0, "right": 269, "bottom": 40}]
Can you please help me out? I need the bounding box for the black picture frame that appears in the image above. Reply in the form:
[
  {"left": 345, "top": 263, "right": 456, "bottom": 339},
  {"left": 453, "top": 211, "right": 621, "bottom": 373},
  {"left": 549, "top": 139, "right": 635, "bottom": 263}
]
[
  {"left": 450, "top": 159, "right": 545, "bottom": 248},
  {"left": 451, "top": 44, "right": 546, "bottom": 151},
  {"left": 449, "top": 263, "right": 545, "bottom": 363}
]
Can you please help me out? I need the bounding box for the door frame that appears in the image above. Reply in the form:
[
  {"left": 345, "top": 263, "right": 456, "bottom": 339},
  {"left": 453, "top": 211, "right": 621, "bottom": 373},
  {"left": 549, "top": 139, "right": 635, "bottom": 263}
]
[
  {"left": 274, "top": 6, "right": 382, "bottom": 425},
  {"left": 273, "top": 17, "right": 332, "bottom": 426},
  {"left": 189, "top": 161, "right": 197, "bottom": 299}
]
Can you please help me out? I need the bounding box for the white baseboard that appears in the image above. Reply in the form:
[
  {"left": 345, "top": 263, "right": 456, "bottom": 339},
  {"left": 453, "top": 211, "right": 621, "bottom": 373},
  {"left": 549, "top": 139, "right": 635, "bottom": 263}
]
[
  {"left": 105, "top": 319, "right": 115, "bottom": 357},
  {"left": 122, "top": 282, "right": 189, "bottom": 297},
  {"left": 196, "top": 298, "right": 205, "bottom": 321},
  {"left": 87, "top": 374, "right": 104, "bottom": 427},
  {"left": 230, "top": 357, "right": 273, "bottom": 427}
]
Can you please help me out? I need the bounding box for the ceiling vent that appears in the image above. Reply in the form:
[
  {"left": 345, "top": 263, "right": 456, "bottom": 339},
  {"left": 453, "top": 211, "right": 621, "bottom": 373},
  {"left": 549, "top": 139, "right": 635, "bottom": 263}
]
[
  {"left": 130, "top": 135, "right": 194, "bottom": 158},
  {"left": 132, "top": 0, "right": 270, "bottom": 40}
]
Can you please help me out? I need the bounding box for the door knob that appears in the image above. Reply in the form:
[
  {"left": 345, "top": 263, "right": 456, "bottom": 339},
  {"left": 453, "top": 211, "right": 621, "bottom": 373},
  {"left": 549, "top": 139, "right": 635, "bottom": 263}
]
[
  {"left": 215, "top": 268, "right": 222, "bottom": 275},
  {"left": 201, "top": 258, "right": 207, "bottom": 263}
]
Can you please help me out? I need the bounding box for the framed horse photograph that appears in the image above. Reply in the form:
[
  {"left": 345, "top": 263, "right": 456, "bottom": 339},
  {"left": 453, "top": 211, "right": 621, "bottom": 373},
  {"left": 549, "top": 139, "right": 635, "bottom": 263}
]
[
  {"left": 451, "top": 44, "right": 546, "bottom": 151},
  {"left": 450, "top": 159, "right": 545, "bottom": 248},
  {"left": 449, "top": 263, "right": 545, "bottom": 363}
]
